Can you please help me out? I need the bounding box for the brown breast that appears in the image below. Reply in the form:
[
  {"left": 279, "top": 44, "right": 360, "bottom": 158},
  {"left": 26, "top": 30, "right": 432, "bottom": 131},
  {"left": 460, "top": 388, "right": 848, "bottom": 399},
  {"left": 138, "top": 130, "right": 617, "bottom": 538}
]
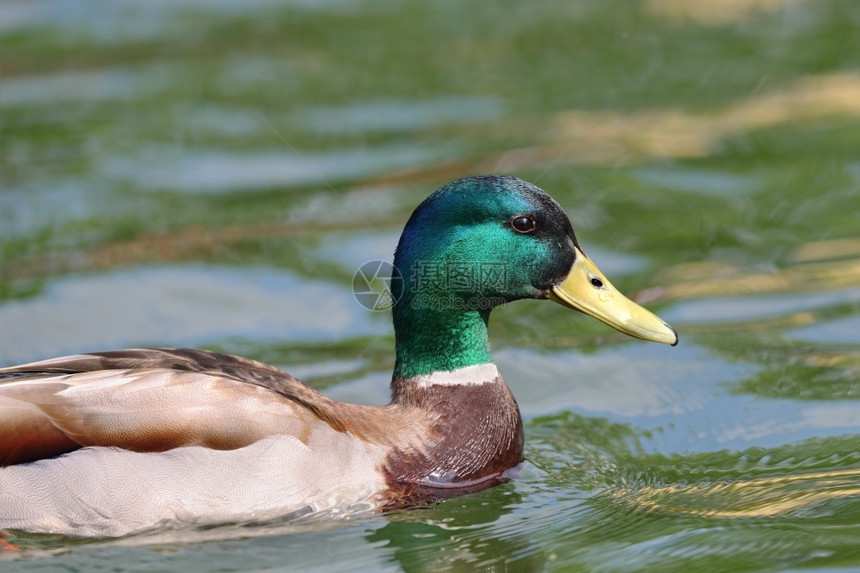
[{"left": 380, "top": 377, "right": 524, "bottom": 507}]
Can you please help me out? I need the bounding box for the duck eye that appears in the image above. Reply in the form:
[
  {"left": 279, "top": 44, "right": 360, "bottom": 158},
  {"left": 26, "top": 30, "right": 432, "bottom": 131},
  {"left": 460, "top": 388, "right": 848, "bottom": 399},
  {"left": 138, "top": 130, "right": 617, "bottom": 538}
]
[{"left": 511, "top": 215, "right": 536, "bottom": 234}]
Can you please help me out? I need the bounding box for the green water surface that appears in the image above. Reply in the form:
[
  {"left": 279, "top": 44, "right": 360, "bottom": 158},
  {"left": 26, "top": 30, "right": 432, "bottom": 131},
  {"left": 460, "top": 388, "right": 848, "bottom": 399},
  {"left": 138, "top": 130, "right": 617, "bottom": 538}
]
[{"left": 2, "top": 0, "right": 860, "bottom": 570}]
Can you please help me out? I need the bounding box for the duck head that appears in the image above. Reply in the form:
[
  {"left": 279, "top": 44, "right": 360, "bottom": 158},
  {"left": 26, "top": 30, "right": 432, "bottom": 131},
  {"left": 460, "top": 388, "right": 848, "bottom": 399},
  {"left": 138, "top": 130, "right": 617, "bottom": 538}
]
[{"left": 391, "top": 175, "right": 677, "bottom": 378}]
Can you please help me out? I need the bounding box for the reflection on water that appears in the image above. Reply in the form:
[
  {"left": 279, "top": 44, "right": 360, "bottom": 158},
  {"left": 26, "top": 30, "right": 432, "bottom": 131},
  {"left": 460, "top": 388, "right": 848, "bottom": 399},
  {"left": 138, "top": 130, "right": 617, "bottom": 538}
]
[
  {"left": 0, "top": 68, "right": 160, "bottom": 106},
  {"left": 632, "top": 166, "right": 756, "bottom": 198},
  {"left": 0, "top": 267, "right": 385, "bottom": 365},
  {"left": 102, "top": 144, "right": 455, "bottom": 193},
  {"left": 550, "top": 73, "right": 860, "bottom": 164},
  {"left": 527, "top": 413, "right": 860, "bottom": 568},
  {"left": 646, "top": 0, "right": 816, "bottom": 25},
  {"left": 0, "top": 0, "right": 351, "bottom": 39},
  {"left": 790, "top": 314, "right": 860, "bottom": 345},
  {"left": 612, "top": 462, "right": 860, "bottom": 519},
  {"left": 654, "top": 250, "right": 860, "bottom": 300},
  {"left": 367, "top": 487, "right": 546, "bottom": 572},
  {"left": 499, "top": 345, "right": 717, "bottom": 419},
  {"left": 0, "top": 182, "right": 105, "bottom": 238},
  {"left": 296, "top": 96, "right": 504, "bottom": 135},
  {"left": 3, "top": 0, "right": 860, "bottom": 569},
  {"left": 662, "top": 286, "right": 860, "bottom": 325},
  {"left": 792, "top": 238, "right": 860, "bottom": 264}
]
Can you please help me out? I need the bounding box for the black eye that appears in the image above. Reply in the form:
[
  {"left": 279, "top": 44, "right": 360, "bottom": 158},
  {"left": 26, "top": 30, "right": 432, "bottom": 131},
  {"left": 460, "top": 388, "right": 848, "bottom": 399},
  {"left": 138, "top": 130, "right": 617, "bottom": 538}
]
[
  {"left": 511, "top": 215, "right": 536, "bottom": 234},
  {"left": 590, "top": 277, "right": 604, "bottom": 288}
]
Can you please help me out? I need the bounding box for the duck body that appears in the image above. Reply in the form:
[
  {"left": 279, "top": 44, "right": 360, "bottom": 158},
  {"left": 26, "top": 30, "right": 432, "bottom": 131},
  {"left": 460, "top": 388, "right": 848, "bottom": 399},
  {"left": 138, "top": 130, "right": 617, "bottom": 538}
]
[
  {"left": 0, "top": 350, "right": 520, "bottom": 537},
  {"left": 0, "top": 175, "right": 675, "bottom": 537}
]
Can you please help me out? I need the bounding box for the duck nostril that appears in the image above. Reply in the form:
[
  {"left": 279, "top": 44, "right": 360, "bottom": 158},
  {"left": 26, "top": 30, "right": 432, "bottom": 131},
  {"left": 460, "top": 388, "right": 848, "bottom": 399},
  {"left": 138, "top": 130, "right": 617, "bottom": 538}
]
[{"left": 590, "top": 277, "right": 604, "bottom": 288}]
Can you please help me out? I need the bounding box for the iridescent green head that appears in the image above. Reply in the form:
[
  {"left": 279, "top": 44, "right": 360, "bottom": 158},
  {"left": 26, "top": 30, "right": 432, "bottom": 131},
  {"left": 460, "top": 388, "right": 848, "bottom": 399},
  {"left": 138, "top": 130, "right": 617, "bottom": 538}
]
[
  {"left": 391, "top": 175, "right": 676, "bottom": 378},
  {"left": 393, "top": 175, "right": 580, "bottom": 306}
]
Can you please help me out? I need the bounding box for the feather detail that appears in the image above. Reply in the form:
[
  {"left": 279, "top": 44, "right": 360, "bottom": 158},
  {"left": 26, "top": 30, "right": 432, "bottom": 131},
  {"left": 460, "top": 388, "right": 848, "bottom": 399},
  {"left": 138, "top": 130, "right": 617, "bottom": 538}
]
[{"left": 0, "top": 349, "right": 356, "bottom": 464}]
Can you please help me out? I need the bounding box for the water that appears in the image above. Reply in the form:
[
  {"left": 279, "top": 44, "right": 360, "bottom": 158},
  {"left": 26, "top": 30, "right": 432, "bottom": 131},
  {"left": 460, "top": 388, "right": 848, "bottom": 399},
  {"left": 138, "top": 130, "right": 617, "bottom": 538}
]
[{"left": 2, "top": 0, "right": 859, "bottom": 570}]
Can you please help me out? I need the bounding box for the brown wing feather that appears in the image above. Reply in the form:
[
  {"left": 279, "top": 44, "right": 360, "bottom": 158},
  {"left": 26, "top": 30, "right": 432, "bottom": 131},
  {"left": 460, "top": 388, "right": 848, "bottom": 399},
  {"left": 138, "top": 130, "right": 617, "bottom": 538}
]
[
  {"left": 1, "top": 348, "right": 303, "bottom": 391},
  {"left": 0, "top": 396, "right": 80, "bottom": 465},
  {"left": 0, "top": 348, "right": 348, "bottom": 466}
]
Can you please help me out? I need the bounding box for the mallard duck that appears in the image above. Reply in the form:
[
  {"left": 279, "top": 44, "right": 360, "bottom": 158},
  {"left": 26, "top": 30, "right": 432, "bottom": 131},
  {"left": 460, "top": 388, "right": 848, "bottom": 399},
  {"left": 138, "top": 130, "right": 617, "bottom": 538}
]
[{"left": 0, "top": 175, "right": 676, "bottom": 537}]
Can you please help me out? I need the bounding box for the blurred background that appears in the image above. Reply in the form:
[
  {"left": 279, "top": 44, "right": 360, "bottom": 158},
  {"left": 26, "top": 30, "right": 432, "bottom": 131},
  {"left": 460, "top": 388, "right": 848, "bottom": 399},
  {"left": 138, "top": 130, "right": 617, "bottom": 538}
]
[{"left": 1, "top": 0, "right": 859, "bottom": 570}]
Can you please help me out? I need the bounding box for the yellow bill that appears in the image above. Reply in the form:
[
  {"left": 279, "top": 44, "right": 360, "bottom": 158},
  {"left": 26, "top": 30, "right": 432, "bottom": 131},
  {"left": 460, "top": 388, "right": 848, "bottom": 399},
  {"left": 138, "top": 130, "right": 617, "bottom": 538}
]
[{"left": 548, "top": 248, "right": 678, "bottom": 346}]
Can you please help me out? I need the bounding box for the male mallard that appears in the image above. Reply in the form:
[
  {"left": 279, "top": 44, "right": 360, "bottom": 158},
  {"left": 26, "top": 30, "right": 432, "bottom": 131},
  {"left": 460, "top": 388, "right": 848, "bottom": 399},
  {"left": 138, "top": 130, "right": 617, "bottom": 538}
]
[{"left": 0, "top": 175, "right": 676, "bottom": 537}]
